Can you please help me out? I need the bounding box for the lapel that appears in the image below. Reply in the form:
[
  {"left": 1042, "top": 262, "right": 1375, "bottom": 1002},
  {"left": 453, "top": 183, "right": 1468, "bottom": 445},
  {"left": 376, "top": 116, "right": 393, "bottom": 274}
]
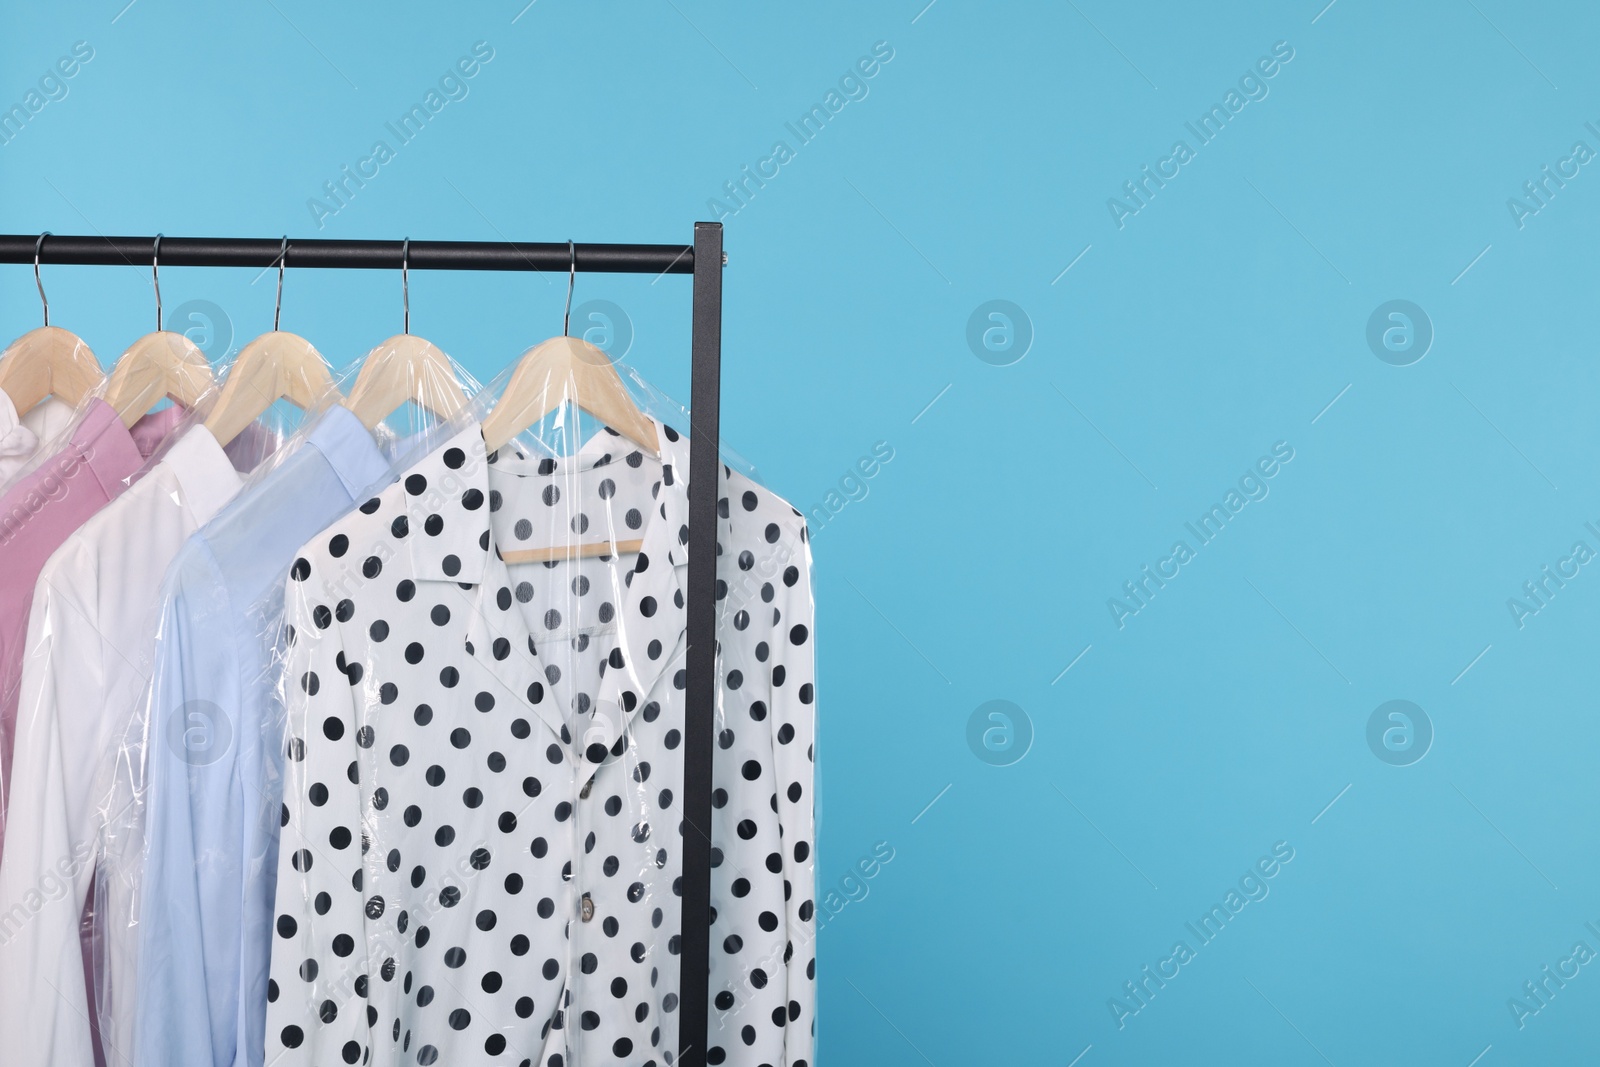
[{"left": 394, "top": 418, "right": 725, "bottom": 775}]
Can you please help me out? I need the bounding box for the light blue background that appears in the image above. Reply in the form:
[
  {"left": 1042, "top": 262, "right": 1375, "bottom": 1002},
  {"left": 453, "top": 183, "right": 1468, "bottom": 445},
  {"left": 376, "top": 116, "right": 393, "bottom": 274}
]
[{"left": 3, "top": 1, "right": 1599, "bottom": 1063}]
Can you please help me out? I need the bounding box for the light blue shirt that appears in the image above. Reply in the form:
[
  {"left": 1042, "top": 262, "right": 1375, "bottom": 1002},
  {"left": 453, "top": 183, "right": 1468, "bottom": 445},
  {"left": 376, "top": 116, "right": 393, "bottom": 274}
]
[{"left": 133, "top": 406, "right": 392, "bottom": 1067}]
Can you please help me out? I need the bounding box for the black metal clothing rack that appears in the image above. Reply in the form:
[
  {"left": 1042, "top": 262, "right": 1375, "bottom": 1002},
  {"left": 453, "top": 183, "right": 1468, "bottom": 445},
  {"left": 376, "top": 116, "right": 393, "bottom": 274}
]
[{"left": 0, "top": 225, "right": 724, "bottom": 1067}]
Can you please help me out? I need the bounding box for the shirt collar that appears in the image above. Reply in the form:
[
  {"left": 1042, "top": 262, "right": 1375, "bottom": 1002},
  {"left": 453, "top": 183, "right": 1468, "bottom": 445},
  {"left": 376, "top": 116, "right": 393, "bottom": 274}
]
[
  {"left": 384, "top": 415, "right": 728, "bottom": 764},
  {"left": 61, "top": 398, "right": 192, "bottom": 497},
  {"left": 651, "top": 420, "right": 701, "bottom": 572},
  {"left": 304, "top": 403, "right": 391, "bottom": 503},
  {"left": 72, "top": 398, "right": 148, "bottom": 497},
  {"left": 0, "top": 389, "right": 36, "bottom": 461},
  {"left": 129, "top": 403, "right": 187, "bottom": 456},
  {"left": 158, "top": 424, "right": 245, "bottom": 527}
]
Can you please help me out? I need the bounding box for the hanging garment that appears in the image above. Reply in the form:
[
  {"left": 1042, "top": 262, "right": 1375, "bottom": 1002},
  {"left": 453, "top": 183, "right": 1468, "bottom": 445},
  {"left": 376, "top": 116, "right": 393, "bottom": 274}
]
[
  {"left": 0, "top": 397, "right": 186, "bottom": 847},
  {"left": 0, "top": 391, "right": 76, "bottom": 488},
  {"left": 264, "top": 419, "right": 816, "bottom": 1067},
  {"left": 129, "top": 406, "right": 394, "bottom": 1067},
  {"left": 0, "top": 423, "right": 252, "bottom": 1067}
]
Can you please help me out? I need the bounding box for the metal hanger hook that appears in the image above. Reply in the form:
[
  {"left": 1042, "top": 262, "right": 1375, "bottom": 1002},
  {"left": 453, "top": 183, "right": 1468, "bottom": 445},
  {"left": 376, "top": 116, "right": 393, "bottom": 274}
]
[
  {"left": 563, "top": 240, "right": 576, "bottom": 337},
  {"left": 402, "top": 237, "right": 411, "bottom": 335},
  {"left": 33, "top": 232, "right": 50, "bottom": 328},
  {"left": 274, "top": 236, "right": 288, "bottom": 332},
  {"left": 152, "top": 233, "right": 164, "bottom": 332}
]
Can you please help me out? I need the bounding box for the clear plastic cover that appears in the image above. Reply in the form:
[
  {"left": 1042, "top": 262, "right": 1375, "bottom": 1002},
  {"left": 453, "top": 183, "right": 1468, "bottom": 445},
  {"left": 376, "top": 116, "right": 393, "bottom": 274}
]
[
  {"left": 0, "top": 340, "right": 481, "bottom": 1067},
  {"left": 0, "top": 331, "right": 817, "bottom": 1066},
  {"left": 92, "top": 348, "right": 481, "bottom": 1067},
  {"left": 0, "top": 328, "right": 101, "bottom": 496},
  {"left": 0, "top": 352, "right": 285, "bottom": 1067},
  {"left": 255, "top": 347, "right": 818, "bottom": 1067},
  {"left": 0, "top": 360, "right": 234, "bottom": 853}
]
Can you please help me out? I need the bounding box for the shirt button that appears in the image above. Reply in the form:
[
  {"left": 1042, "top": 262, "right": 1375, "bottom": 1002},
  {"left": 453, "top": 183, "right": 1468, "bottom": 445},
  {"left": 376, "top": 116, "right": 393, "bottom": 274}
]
[
  {"left": 580, "top": 893, "right": 595, "bottom": 922},
  {"left": 579, "top": 779, "right": 593, "bottom": 799}
]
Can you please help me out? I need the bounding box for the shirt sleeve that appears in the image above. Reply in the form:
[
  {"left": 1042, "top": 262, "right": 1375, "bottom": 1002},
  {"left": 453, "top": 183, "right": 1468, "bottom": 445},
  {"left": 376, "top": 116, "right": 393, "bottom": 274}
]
[
  {"left": 0, "top": 542, "right": 106, "bottom": 1066},
  {"left": 262, "top": 552, "right": 372, "bottom": 1066},
  {"left": 709, "top": 506, "right": 818, "bottom": 1067},
  {"left": 768, "top": 529, "right": 817, "bottom": 1067},
  {"left": 132, "top": 555, "right": 245, "bottom": 1067}
]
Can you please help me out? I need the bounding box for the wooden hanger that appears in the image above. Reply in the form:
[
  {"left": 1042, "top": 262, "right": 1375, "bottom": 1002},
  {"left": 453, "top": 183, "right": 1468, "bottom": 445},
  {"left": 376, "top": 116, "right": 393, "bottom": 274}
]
[
  {"left": 486, "top": 242, "right": 660, "bottom": 564},
  {"left": 106, "top": 332, "right": 215, "bottom": 426},
  {"left": 0, "top": 234, "right": 105, "bottom": 416},
  {"left": 204, "top": 240, "right": 334, "bottom": 446},
  {"left": 344, "top": 334, "right": 466, "bottom": 428},
  {"left": 481, "top": 335, "right": 659, "bottom": 455},
  {"left": 105, "top": 235, "right": 216, "bottom": 426},
  {"left": 343, "top": 238, "right": 468, "bottom": 428}
]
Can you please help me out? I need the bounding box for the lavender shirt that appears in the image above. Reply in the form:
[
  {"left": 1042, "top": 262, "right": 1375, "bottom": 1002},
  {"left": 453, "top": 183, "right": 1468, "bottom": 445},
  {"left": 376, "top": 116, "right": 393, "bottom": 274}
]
[{"left": 0, "top": 398, "right": 184, "bottom": 849}]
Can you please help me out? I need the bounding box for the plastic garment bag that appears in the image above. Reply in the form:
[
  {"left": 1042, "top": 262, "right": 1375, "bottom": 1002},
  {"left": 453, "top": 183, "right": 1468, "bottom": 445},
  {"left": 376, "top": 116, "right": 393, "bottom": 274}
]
[
  {"left": 0, "top": 368, "right": 251, "bottom": 857},
  {"left": 260, "top": 353, "right": 817, "bottom": 1067},
  {"left": 0, "top": 360, "right": 301, "bottom": 1067},
  {"left": 93, "top": 355, "right": 480, "bottom": 1067}
]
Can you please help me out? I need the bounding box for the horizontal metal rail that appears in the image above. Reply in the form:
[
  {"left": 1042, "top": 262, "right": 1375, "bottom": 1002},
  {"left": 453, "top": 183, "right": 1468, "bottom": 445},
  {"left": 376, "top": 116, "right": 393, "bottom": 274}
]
[{"left": 0, "top": 234, "right": 696, "bottom": 274}]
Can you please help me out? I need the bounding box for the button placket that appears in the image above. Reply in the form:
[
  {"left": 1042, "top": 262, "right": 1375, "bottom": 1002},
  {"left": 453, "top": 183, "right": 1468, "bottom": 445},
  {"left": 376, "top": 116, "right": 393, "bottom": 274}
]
[{"left": 576, "top": 757, "right": 597, "bottom": 929}]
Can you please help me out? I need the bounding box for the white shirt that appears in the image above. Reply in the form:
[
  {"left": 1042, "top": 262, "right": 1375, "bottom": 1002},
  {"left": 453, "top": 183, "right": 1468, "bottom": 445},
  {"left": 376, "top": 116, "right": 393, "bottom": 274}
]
[
  {"left": 265, "top": 419, "right": 816, "bottom": 1067},
  {"left": 0, "top": 391, "right": 76, "bottom": 488},
  {"left": 0, "top": 424, "right": 247, "bottom": 1067}
]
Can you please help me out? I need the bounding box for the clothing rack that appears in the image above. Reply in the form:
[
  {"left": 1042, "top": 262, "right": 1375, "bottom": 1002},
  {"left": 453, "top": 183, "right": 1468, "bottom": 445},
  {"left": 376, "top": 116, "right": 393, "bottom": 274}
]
[{"left": 0, "top": 224, "right": 725, "bottom": 1067}]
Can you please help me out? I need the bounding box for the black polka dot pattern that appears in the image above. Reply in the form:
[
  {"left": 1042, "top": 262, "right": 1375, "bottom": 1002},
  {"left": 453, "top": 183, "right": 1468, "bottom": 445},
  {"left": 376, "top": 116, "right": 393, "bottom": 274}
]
[{"left": 267, "top": 422, "right": 816, "bottom": 1067}]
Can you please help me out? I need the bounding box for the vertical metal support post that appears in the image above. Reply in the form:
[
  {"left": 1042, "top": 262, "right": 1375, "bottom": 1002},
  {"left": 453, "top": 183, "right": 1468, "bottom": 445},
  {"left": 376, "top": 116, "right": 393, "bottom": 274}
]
[{"left": 677, "top": 221, "right": 723, "bottom": 1067}]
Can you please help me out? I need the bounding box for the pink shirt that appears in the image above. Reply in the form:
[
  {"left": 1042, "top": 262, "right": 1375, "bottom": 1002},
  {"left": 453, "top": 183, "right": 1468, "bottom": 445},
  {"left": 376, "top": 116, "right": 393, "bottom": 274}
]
[{"left": 0, "top": 398, "right": 184, "bottom": 845}]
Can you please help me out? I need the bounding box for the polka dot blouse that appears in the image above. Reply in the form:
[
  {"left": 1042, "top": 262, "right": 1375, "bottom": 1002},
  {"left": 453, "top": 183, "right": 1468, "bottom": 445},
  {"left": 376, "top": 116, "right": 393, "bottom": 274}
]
[{"left": 264, "top": 421, "right": 816, "bottom": 1067}]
